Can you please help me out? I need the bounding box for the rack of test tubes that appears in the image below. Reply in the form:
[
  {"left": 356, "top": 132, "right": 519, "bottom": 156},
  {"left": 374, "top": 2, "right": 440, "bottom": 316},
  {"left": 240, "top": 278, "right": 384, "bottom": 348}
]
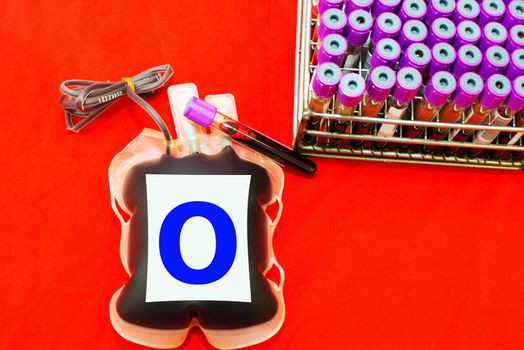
[{"left": 293, "top": 0, "right": 524, "bottom": 169}]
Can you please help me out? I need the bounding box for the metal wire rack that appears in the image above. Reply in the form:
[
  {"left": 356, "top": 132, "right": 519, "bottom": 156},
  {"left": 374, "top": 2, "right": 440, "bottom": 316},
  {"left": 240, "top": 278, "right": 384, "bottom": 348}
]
[{"left": 293, "top": 0, "right": 524, "bottom": 170}]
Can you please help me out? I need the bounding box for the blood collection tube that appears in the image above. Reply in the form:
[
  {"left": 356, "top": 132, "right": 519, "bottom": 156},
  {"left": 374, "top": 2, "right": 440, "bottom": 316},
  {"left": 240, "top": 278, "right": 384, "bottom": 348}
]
[
  {"left": 505, "top": 109, "right": 524, "bottom": 146},
  {"left": 343, "top": 10, "right": 373, "bottom": 68},
  {"left": 479, "top": 22, "right": 508, "bottom": 51},
  {"left": 451, "top": 45, "right": 483, "bottom": 78},
  {"left": 372, "top": 0, "right": 401, "bottom": 18},
  {"left": 506, "top": 48, "right": 524, "bottom": 79},
  {"left": 453, "top": 0, "right": 480, "bottom": 23},
  {"left": 184, "top": 97, "right": 317, "bottom": 175},
  {"left": 345, "top": 0, "right": 375, "bottom": 14},
  {"left": 369, "top": 38, "right": 401, "bottom": 70},
  {"left": 378, "top": 67, "right": 422, "bottom": 138},
  {"left": 369, "top": 13, "right": 401, "bottom": 54},
  {"left": 399, "top": 43, "right": 431, "bottom": 74},
  {"left": 491, "top": 109, "right": 524, "bottom": 159},
  {"left": 426, "top": 18, "right": 456, "bottom": 48},
  {"left": 313, "top": 0, "right": 345, "bottom": 41},
  {"left": 426, "top": 0, "right": 456, "bottom": 25},
  {"left": 332, "top": 73, "right": 366, "bottom": 136},
  {"left": 312, "top": 8, "right": 347, "bottom": 64},
  {"left": 398, "top": 20, "right": 428, "bottom": 51},
  {"left": 317, "top": 34, "right": 348, "bottom": 66},
  {"left": 479, "top": 46, "right": 510, "bottom": 80},
  {"left": 478, "top": 0, "right": 506, "bottom": 27},
  {"left": 503, "top": 1, "right": 524, "bottom": 29},
  {"left": 453, "top": 20, "right": 481, "bottom": 49},
  {"left": 427, "top": 43, "right": 456, "bottom": 77},
  {"left": 506, "top": 24, "right": 524, "bottom": 52}
]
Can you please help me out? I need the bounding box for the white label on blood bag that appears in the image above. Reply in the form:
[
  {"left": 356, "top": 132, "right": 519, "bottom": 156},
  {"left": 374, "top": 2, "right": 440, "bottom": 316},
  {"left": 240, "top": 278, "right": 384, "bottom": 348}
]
[
  {"left": 378, "top": 106, "right": 404, "bottom": 137},
  {"left": 145, "top": 174, "right": 252, "bottom": 303}
]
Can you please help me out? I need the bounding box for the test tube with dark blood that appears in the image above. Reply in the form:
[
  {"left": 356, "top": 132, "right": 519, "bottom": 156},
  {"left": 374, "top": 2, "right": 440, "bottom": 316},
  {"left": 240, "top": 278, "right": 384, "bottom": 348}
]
[
  {"left": 453, "top": 21, "right": 481, "bottom": 49},
  {"left": 345, "top": 0, "right": 374, "bottom": 14},
  {"left": 425, "top": 72, "right": 483, "bottom": 151},
  {"left": 451, "top": 45, "right": 483, "bottom": 78},
  {"left": 332, "top": 73, "right": 366, "bottom": 140},
  {"left": 428, "top": 43, "right": 456, "bottom": 77},
  {"left": 506, "top": 48, "right": 524, "bottom": 79},
  {"left": 479, "top": 46, "right": 510, "bottom": 80},
  {"left": 312, "top": 9, "right": 347, "bottom": 64},
  {"left": 453, "top": 0, "right": 480, "bottom": 24},
  {"left": 399, "top": 0, "right": 427, "bottom": 22},
  {"left": 479, "top": 23, "right": 508, "bottom": 51},
  {"left": 343, "top": 10, "right": 373, "bottom": 68},
  {"left": 372, "top": 0, "right": 401, "bottom": 18},
  {"left": 426, "top": 0, "right": 456, "bottom": 25},
  {"left": 369, "top": 13, "right": 401, "bottom": 54},
  {"left": 506, "top": 25, "right": 524, "bottom": 52},
  {"left": 503, "top": 1, "right": 524, "bottom": 29},
  {"left": 398, "top": 20, "right": 428, "bottom": 51},
  {"left": 399, "top": 43, "right": 431, "bottom": 75},
  {"left": 317, "top": 34, "right": 348, "bottom": 66},
  {"left": 479, "top": 0, "right": 506, "bottom": 27},
  {"left": 313, "top": 0, "right": 345, "bottom": 41},
  {"left": 369, "top": 38, "right": 401, "bottom": 70},
  {"left": 426, "top": 18, "right": 456, "bottom": 48}
]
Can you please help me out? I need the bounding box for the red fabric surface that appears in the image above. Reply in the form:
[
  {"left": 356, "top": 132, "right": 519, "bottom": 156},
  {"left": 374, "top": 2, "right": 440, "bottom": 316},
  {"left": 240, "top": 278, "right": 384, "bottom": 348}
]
[{"left": 1, "top": 1, "right": 524, "bottom": 349}]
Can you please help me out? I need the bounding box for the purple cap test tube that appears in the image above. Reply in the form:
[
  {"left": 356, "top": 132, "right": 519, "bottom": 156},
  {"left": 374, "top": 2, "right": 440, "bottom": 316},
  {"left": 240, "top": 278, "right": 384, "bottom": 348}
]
[
  {"left": 507, "top": 76, "right": 524, "bottom": 111},
  {"left": 428, "top": 43, "right": 457, "bottom": 76},
  {"left": 479, "top": 0, "right": 506, "bottom": 27},
  {"left": 312, "top": 62, "right": 343, "bottom": 98},
  {"left": 506, "top": 24, "right": 524, "bottom": 52},
  {"left": 399, "top": 20, "right": 428, "bottom": 50},
  {"left": 371, "top": 13, "right": 401, "bottom": 46},
  {"left": 345, "top": 0, "right": 374, "bottom": 14},
  {"left": 370, "top": 38, "right": 401, "bottom": 69},
  {"left": 507, "top": 48, "right": 524, "bottom": 79},
  {"left": 400, "top": 43, "right": 431, "bottom": 73},
  {"left": 399, "top": 0, "right": 427, "bottom": 22},
  {"left": 479, "top": 23, "right": 508, "bottom": 51},
  {"left": 480, "top": 74, "right": 511, "bottom": 109},
  {"left": 337, "top": 73, "right": 366, "bottom": 107},
  {"left": 453, "top": 20, "right": 481, "bottom": 49},
  {"left": 393, "top": 67, "right": 423, "bottom": 103},
  {"left": 452, "top": 45, "right": 483, "bottom": 77},
  {"left": 372, "top": 0, "right": 401, "bottom": 18},
  {"left": 319, "top": 8, "right": 347, "bottom": 39},
  {"left": 366, "top": 66, "right": 397, "bottom": 101},
  {"left": 424, "top": 71, "right": 457, "bottom": 106},
  {"left": 479, "top": 46, "right": 510, "bottom": 80},
  {"left": 318, "top": 0, "right": 345, "bottom": 15},
  {"left": 503, "top": 1, "right": 524, "bottom": 29},
  {"left": 427, "top": 18, "right": 456, "bottom": 48},
  {"left": 453, "top": 0, "right": 480, "bottom": 23},
  {"left": 318, "top": 34, "right": 348, "bottom": 66},
  {"left": 453, "top": 72, "right": 484, "bottom": 108},
  {"left": 426, "top": 0, "right": 456, "bottom": 24},
  {"left": 345, "top": 9, "right": 373, "bottom": 47}
]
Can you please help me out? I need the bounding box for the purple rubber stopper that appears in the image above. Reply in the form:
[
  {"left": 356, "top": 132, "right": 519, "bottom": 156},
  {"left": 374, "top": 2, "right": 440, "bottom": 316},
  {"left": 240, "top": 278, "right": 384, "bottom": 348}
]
[
  {"left": 453, "top": 0, "right": 480, "bottom": 24},
  {"left": 423, "top": 71, "right": 457, "bottom": 106},
  {"left": 503, "top": 1, "right": 524, "bottom": 29},
  {"left": 426, "top": 0, "right": 456, "bottom": 24},
  {"left": 507, "top": 75, "right": 524, "bottom": 110},
  {"left": 312, "top": 62, "right": 343, "bottom": 98},
  {"left": 318, "top": 8, "right": 347, "bottom": 39},
  {"left": 366, "top": 66, "right": 396, "bottom": 102},
  {"left": 506, "top": 24, "right": 524, "bottom": 52},
  {"left": 345, "top": 9, "right": 373, "bottom": 46},
  {"left": 392, "top": 67, "right": 422, "bottom": 103},
  {"left": 452, "top": 45, "right": 483, "bottom": 77},
  {"left": 426, "top": 18, "right": 456, "bottom": 48},
  {"left": 318, "top": 34, "right": 348, "bottom": 66},
  {"left": 480, "top": 74, "right": 511, "bottom": 109},
  {"left": 479, "top": 23, "right": 508, "bottom": 51},
  {"left": 453, "top": 20, "right": 481, "bottom": 49},
  {"left": 370, "top": 38, "right": 401, "bottom": 69},
  {"left": 372, "top": 0, "right": 401, "bottom": 18},
  {"left": 345, "top": 0, "right": 374, "bottom": 14},
  {"left": 337, "top": 73, "right": 366, "bottom": 107},
  {"left": 398, "top": 20, "right": 428, "bottom": 50},
  {"left": 399, "top": 0, "right": 427, "bottom": 22},
  {"left": 428, "top": 43, "right": 457, "bottom": 75},
  {"left": 371, "top": 12, "right": 401, "bottom": 45},
  {"left": 399, "top": 43, "right": 431, "bottom": 73},
  {"left": 479, "top": 0, "right": 506, "bottom": 27},
  {"left": 452, "top": 72, "right": 484, "bottom": 108},
  {"left": 318, "top": 0, "right": 345, "bottom": 15},
  {"left": 479, "top": 46, "right": 510, "bottom": 80},
  {"left": 184, "top": 96, "right": 217, "bottom": 128},
  {"left": 507, "top": 48, "right": 524, "bottom": 79}
]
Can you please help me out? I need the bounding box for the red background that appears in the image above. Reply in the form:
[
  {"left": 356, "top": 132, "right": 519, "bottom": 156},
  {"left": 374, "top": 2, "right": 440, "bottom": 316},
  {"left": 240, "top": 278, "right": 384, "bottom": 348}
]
[{"left": 1, "top": 1, "right": 524, "bottom": 349}]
